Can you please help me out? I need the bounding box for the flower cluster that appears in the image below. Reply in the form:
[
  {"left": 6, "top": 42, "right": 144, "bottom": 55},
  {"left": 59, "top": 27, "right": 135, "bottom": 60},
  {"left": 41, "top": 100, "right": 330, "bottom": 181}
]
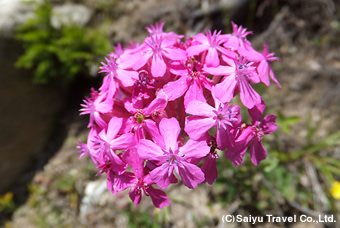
[{"left": 78, "top": 22, "right": 279, "bottom": 208}]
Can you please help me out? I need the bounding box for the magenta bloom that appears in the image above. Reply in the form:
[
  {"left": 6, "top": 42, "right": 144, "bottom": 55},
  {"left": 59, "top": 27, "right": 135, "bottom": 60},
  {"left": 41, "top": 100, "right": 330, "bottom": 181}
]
[
  {"left": 106, "top": 170, "right": 135, "bottom": 195},
  {"left": 238, "top": 43, "right": 281, "bottom": 88},
  {"left": 163, "top": 58, "right": 212, "bottom": 107},
  {"left": 223, "top": 21, "right": 253, "bottom": 51},
  {"left": 201, "top": 150, "right": 219, "bottom": 184},
  {"left": 138, "top": 117, "right": 210, "bottom": 189},
  {"left": 99, "top": 54, "right": 139, "bottom": 90},
  {"left": 132, "top": 70, "right": 156, "bottom": 101},
  {"left": 146, "top": 22, "right": 165, "bottom": 35},
  {"left": 122, "top": 149, "right": 170, "bottom": 208},
  {"left": 225, "top": 102, "right": 278, "bottom": 166},
  {"left": 119, "top": 35, "right": 187, "bottom": 77},
  {"left": 187, "top": 30, "right": 236, "bottom": 67},
  {"left": 123, "top": 90, "right": 168, "bottom": 142},
  {"left": 78, "top": 22, "right": 280, "bottom": 208},
  {"left": 76, "top": 142, "right": 89, "bottom": 159},
  {"left": 80, "top": 89, "right": 113, "bottom": 128},
  {"left": 185, "top": 88, "right": 241, "bottom": 150},
  {"left": 257, "top": 44, "right": 281, "bottom": 87},
  {"left": 92, "top": 117, "right": 136, "bottom": 174},
  {"left": 145, "top": 21, "right": 182, "bottom": 40},
  {"left": 204, "top": 56, "right": 261, "bottom": 109}
]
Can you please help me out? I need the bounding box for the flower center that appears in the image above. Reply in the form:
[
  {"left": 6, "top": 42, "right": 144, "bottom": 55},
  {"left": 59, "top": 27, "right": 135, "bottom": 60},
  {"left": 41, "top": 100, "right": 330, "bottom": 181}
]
[
  {"left": 164, "top": 148, "right": 184, "bottom": 165},
  {"left": 135, "top": 112, "right": 145, "bottom": 124}
]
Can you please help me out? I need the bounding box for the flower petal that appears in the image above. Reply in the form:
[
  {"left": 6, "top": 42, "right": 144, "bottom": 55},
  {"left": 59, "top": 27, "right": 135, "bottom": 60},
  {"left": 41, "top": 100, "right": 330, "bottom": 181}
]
[
  {"left": 184, "top": 116, "right": 215, "bottom": 140},
  {"left": 184, "top": 79, "right": 205, "bottom": 107},
  {"left": 185, "top": 100, "right": 215, "bottom": 117},
  {"left": 179, "top": 139, "right": 210, "bottom": 159},
  {"left": 257, "top": 60, "right": 270, "bottom": 86},
  {"left": 151, "top": 54, "right": 166, "bottom": 77},
  {"left": 205, "top": 48, "right": 220, "bottom": 67},
  {"left": 163, "top": 76, "right": 189, "bottom": 101},
  {"left": 143, "top": 90, "right": 168, "bottom": 116},
  {"left": 248, "top": 100, "right": 266, "bottom": 123},
  {"left": 110, "top": 133, "right": 136, "bottom": 150},
  {"left": 122, "top": 148, "right": 144, "bottom": 179},
  {"left": 187, "top": 43, "right": 209, "bottom": 56},
  {"left": 238, "top": 77, "right": 262, "bottom": 109},
  {"left": 144, "top": 119, "right": 165, "bottom": 148},
  {"left": 150, "top": 163, "right": 173, "bottom": 189},
  {"left": 129, "top": 187, "right": 142, "bottom": 206},
  {"left": 214, "top": 76, "right": 237, "bottom": 103},
  {"left": 261, "top": 114, "right": 278, "bottom": 135},
  {"left": 116, "top": 68, "right": 139, "bottom": 87},
  {"left": 162, "top": 47, "right": 187, "bottom": 61},
  {"left": 201, "top": 153, "right": 218, "bottom": 184},
  {"left": 203, "top": 65, "right": 234, "bottom": 76},
  {"left": 106, "top": 117, "right": 123, "bottom": 141},
  {"left": 216, "top": 125, "right": 235, "bottom": 150},
  {"left": 147, "top": 186, "right": 170, "bottom": 208},
  {"left": 249, "top": 139, "right": 267, "bottom": 166},
  {"left": 159, "top": 117, "right": 180, "bottom": 151},
  {"left": 177, "top": 161, "right": 205, "bottom": 189},
  {"left": 107, "top": 171, "right": 135, "bottom": 195},
  {"left": 224, "top": 127, "right": 253, "bottom": 165},
  {"left": 138, "top": 139, "right": 164, "bottom": 161}
]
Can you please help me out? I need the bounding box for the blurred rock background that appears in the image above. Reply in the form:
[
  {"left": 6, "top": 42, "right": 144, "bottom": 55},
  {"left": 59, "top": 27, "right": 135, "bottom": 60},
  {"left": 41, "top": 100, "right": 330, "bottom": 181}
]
[{"left": 0, "top": 0, "right": 340, "bottom": 227}]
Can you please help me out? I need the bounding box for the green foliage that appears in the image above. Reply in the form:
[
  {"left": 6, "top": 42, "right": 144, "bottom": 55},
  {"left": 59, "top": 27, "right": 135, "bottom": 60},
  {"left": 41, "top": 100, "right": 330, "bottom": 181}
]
[
  {"left": 15, "top": 0, "right": 111, "bottom": 85},
  {"left": 124, "top": 205, "right": 171, "bottom": 228},
  {"left": 0, "top": 192, "right": 16, "bottom": 213},
  {"left": 275, "top": 112, "right": 300, "bottom": 134}
]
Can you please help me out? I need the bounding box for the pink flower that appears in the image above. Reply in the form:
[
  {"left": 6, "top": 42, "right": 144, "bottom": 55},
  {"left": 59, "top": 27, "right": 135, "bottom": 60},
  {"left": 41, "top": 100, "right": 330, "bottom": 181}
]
[
  {"left": 109, "top": 43, "right": 124, "bottom": 59},
  {"left": 238, "top": 43, "right": 280, "bottom": 88},
  {"left": 201, "top": 150, "right": 219, "bottom": 184},
  {"left": 185, "top": 87, "right": 241, "bottom": 150},
  {"left": 146, "top": 22, "right": 165, "bottom": 35},
  {"left": 257, "top": 44, "right": 281, "bottom": 87},
  {"left": 106, "top": 170, "right": 136, "bottom": 195},
  {"left": 204, "top": 56, "right": 261, "bottom": 109},
  {"left": 119, "top": 35, "right": 187, "bottom": 77},
  {"left": 163, "top": 58, "right": 212, "bottom": 107},
  {"left": 80, "top": 89, "right": 113, "bottom": 128},
  {"left": 122, "top": 149, "right": 170, "bottom": 208},
  {"left": 92, "top": 117, "right": 136, "bottom": 174},
  {"left": 225, "top": 102, "right": 278, "bottom": 166},
  {"left": 78, "top": 22, "right": 280, "bottom": 208},
  {"left": 123, "top": 90, "right": 168, "bottom": 142},
  {"left": 94, "top": 117, "right": 136, "bottom": 151},
  {"left": 223, "top": 21, "right": 253, "bottom": 51},
  {"left": 76, "top": 142, "right": 89, "bottom": 159},
  {"left": 187, "top": 30, "right": 236, "bottom": 67},
  {"left": 138, "top": 117, "right": 210, "bottom": 189},
  {"left": 132, "top": 70, "right": 156, "bottom": 101},
  {"left": 99, "top": 54, "right": 139, "bottom": 98},
  {"left": 146, "top": 21, "right": 183, "bottom": 40}
]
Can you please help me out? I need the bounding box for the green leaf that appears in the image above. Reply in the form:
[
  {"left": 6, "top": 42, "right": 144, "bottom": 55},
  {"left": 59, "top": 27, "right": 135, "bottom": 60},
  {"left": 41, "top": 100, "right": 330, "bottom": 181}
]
[
  {"left": 33, "top": 60, "right": 55, "bottom": 84},
  {"left": 15, "top": 44, "right": 47, "bottom": 68},
  {"left": 263, "top": 157, "right": 279, "bottom": 173},
  {"left": 14, "top": 0, "right": 111, "bottom": 85},
  {"left": 276, "top": 112, "right": 300, "bottom": 134}
]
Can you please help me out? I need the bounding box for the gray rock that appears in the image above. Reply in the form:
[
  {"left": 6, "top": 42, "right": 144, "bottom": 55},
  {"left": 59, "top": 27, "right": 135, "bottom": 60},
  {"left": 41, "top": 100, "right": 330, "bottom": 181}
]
[
  {"left": 0, "top": 0, "right": 38, "bottom": 36},
  {"left": 51, "top": 3, "right": 93, "bottom": 29},
  {"left": 79, "top": 179, "right": 109, "bottom": 224}
]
